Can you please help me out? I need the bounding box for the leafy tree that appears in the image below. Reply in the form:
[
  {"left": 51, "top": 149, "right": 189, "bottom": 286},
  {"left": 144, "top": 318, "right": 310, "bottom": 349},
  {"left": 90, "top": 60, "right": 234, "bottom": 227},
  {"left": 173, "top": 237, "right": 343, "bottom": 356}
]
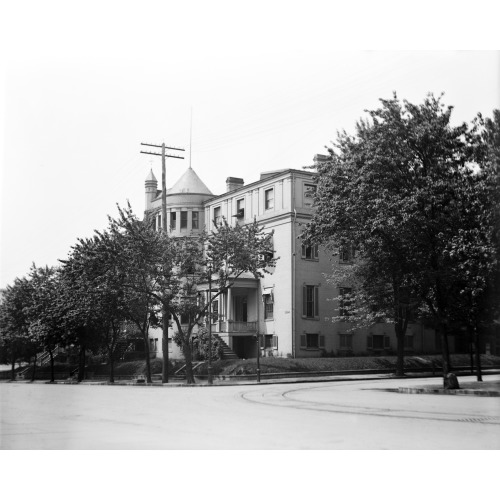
[
  {"left": 60, "top": 233, "right": 137, "bottom": 383},
  {"left": 107, "top": 205, "right": 276, "bottom": 384},
  {"left": 105, "top": 206, "right": 171, "bottom": 382},
  {"left": 60, "top": 239, "right": 114, "bottom": 382},
  {"left": 24, "top": 265, "right": 66, "bottom": 382},
  {"left": 0, "top": 277, "right": 33, "bottom": 380},
  {"left": 446, "top": 109, "right": 500, "bottom": 379},
  {"left": 305, "top": 93, "right": 484, "bottom": 382}
]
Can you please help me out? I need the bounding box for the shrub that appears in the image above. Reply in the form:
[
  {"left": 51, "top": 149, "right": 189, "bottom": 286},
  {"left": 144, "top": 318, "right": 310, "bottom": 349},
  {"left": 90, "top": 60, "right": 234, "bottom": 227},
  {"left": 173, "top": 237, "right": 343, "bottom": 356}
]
[{"left": 192, "top": 327, "right": 224, "bottom": 361}]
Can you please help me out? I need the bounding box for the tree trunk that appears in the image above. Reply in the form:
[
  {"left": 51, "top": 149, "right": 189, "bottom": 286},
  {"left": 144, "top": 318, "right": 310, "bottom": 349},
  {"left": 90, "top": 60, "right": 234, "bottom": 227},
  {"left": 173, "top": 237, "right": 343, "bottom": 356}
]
[
  {"left": 49, "top": 349, "right": 55, "bottom": 383},
  {"left": 469, "top": 326, "right": 474, "bottom": 374},
  {"left": 77, "top": 345, "right": 86, "bottom": 382},
  {"left": 109, "top": 355, "right": 115, "bottom": 384},
  {"left": 11, "top": 354, "right": 16, "bottom": 381},
  {"left": 162, "top": 303, "right": 169, "bottom": 383},
  {"left": 394, "top": 319, "right": 405, "bottom": 377},
  {"left": 143, "top": 333, "right": 152, "bottom": 383},
  {"left": 475, "top": 326, "right": 483, "bottom": 382},
  {"left": 31, "top": 353, "right": 37, "bottom": 382},
  {"left": 183, "top": 342, "right": 195, "bottom": 385},
  {"left": 438, "top": 322, "right": 452, "bottom": 387}
]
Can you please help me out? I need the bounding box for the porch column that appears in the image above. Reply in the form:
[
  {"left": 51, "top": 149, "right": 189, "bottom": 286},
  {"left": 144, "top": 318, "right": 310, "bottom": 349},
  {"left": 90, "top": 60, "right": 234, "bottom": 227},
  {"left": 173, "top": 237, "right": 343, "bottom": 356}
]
[
  {"left": 227, "top": 287, "right": 232, "bottom": 321},
  {"left": 221, "top": 290, "right": 226, "bottom": 320}
]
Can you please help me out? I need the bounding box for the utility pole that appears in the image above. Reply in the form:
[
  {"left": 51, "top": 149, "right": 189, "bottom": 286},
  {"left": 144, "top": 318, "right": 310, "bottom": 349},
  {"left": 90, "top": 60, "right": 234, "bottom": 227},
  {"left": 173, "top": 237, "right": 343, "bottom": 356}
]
[
  {"left": 207, "top": 264, "right": 213, "bottom": 385},
  {"left": 141, "top": 142, "right": 184, "bottom": 383}
]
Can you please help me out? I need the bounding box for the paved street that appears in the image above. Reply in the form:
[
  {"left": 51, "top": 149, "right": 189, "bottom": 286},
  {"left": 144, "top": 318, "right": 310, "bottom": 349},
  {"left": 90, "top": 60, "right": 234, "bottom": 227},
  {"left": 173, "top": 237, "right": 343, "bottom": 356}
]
[{"left": 1, "top": 375, "right": 499, "bottom": 449}]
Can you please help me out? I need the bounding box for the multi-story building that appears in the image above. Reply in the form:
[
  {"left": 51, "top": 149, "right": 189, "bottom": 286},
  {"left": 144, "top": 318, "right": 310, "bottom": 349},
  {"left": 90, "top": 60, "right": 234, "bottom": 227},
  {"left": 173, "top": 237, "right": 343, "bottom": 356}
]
[{"left": 143, "top": 162, "right": 439, "bottom": 360}]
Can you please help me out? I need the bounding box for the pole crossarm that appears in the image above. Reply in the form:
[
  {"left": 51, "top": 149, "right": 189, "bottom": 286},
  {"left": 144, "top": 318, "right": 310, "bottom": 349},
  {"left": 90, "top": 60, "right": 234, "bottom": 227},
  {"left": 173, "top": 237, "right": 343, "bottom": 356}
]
[
  {"left": 140, "top": 142, "right": 185, "bottom": 152},
  {"left": 140, "top": 150, "right": 184, "bottom": 160}
]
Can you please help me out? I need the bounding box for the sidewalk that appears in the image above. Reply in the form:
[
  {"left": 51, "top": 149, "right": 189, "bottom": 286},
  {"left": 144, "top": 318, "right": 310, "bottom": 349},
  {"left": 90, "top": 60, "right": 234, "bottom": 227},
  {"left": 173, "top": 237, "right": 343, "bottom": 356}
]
[
  {"left": 6, "top": 370, "right": 499, "bottom": 396},
  {"left": 397, "top": 379, "right": 500, "bottom": 397}
]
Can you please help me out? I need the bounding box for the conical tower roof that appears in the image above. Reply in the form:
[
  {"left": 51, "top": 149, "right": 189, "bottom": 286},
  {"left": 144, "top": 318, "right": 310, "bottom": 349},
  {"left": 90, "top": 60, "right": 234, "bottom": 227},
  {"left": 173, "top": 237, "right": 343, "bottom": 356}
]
[
  {"left": 145, "top": 169, "right": 157, "bottom": 183},
  {"left": 168, "top": 167, "right": 212, "bottom": 195}
]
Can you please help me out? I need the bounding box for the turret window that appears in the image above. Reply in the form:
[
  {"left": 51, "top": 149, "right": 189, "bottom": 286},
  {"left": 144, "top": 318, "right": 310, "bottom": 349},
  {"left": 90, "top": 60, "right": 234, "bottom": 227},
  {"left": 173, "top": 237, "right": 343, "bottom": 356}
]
[
  {"left": 192, "top": 211, "right": 199, "bottom": 229},
  {"left": 180, "top": 211, "right": 188, "bottom": 229},
  {"left": 170, "top": 212, "right": 177, "bottom": 230}
]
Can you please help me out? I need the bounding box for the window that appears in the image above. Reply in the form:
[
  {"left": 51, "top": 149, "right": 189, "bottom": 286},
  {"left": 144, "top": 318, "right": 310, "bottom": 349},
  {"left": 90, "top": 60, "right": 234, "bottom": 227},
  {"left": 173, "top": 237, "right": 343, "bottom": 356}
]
[
  {"left": 170, "top": 211, "right": 177, "bottom": 230},
  {"left": 303, "top": 285, "right": 319, "bottom": 318},
  {"left": 149, "top": 338, "right": 158, "bottom": 352},
  {"left": 262, "top": 335, "right": 278, "bottom": 349},
  {"left": 180, "top": 313, "right": 189, "bottom": 324},
  {"left": 339, "top": 287, "right": 352, "bottom": 317},
  {"left": 339, "top": 334, "right": 352, "bottom": 350},
  {"left": 213, "top": 207, "right": 221, "bottom": 226},
  {"left": 152, "top": 216, "right": 157, "bottom": 231},
  {"left": 339, "top": 245, "right": 353, "bottom": 263},
  {"left": 157, "top": 214, "right": 161, "bottom": 231},
  {"left": 180, "top": 211, "right": 188, "bottom": 229},
  {"left": 192, "top": 211, "right": 199, "bottom": 230},
  {"left": 301, "top": 243, "right": 318, "bottom": 260},
  {"left": 236, "top": 198, "right": 245, "bottom": 219},
  {"left": 264, "top": 292, "right": 274, "bottom": 320},
  {"left": 304, "top": 183, "right": 316, "bottom": 208},
  {"left": 211, "top": 300, "right": 219, "bottom": 323},
  {"left": 265, "top": 188, "right": 274, "bottom": 210},
  {"left": 300, "top": 333, "right": 325, "bottom": 349},
  {"left": 367, "top": 334, "right": 390, "bottom": 350},
  {"left": 260, "top": 235, "right": 275, "bottom": 266}
]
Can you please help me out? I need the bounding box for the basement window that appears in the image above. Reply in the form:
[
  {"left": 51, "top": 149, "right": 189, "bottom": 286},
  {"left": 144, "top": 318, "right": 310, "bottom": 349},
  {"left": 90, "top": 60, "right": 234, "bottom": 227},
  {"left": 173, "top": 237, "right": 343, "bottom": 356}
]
[{"left": 300, "top": 333, "right": 325, "bottom": 350}]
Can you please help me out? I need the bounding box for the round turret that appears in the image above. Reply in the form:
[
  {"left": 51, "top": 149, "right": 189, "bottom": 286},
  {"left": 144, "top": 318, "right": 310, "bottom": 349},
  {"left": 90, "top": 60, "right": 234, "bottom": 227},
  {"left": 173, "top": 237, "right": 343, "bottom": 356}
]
[
  {"left": 145, "top": 169, "right": 158, "bottom": 210},
  {"left": 146, "top": 167, "right": 214, "bottom": 236}
]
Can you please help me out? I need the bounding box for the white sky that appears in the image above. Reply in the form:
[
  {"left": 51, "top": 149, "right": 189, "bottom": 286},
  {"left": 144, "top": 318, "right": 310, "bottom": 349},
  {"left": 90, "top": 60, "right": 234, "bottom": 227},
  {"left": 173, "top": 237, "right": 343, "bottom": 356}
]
[{"left": 1, "top": 1, "right": 499, "bottom": 288}]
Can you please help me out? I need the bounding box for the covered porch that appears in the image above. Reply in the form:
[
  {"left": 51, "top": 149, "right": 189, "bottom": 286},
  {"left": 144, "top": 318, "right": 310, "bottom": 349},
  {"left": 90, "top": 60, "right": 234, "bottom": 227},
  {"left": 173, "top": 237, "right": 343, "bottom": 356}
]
[{"left": 200, "top": 275, "right": 260, "bottom": 359}]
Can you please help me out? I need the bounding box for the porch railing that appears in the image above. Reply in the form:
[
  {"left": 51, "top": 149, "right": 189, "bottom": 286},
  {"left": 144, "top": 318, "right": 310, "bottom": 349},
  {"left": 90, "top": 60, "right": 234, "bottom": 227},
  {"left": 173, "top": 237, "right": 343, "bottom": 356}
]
[{"left": 215, "top": 320, "right": 257, "bottom": 333}]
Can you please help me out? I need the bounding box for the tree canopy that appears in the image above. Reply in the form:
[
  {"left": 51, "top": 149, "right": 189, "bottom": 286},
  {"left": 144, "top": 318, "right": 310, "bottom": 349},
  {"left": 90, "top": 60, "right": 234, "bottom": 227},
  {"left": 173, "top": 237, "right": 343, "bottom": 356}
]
[{"left": 304, "top": 93, "right": 499, "bottom": 380}]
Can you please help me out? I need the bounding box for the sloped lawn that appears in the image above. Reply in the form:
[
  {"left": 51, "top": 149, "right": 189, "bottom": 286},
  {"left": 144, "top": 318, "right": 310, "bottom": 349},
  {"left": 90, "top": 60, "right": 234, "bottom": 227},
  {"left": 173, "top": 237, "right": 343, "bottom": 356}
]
[
  {"left": 4, "top": 354, "right": 499, "bottom": 380},
  {"left": 194, "top": 354, "right": 500, "bottom": 376}
]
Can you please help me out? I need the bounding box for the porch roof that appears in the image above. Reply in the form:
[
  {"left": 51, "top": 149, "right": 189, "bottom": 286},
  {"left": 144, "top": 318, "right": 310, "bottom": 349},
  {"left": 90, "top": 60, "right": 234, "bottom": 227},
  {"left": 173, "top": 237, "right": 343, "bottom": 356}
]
[{"left": 197, "top": 273, "right": 259, "bottom": 291}]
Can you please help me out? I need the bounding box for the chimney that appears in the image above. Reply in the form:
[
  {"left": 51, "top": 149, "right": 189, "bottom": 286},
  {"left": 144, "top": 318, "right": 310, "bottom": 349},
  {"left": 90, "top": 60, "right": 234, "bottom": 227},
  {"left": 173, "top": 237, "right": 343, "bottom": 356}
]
[
  {"left": 226, "top": 177, "right": 244, "bottom": 192},
  {"left": 313, "top": 154, "right": 330, "bottom": 164}
]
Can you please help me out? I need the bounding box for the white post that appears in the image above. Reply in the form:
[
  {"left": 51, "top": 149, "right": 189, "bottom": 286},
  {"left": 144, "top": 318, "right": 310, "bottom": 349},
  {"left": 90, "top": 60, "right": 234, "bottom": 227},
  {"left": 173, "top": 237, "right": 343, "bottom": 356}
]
[{"left": 227, "top": 287, "right": 232, "bottom": 321}]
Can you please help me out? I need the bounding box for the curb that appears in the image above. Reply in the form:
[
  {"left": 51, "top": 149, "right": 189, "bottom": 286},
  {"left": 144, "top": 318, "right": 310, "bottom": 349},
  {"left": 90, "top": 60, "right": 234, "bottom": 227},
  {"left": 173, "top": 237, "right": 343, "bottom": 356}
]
[{"left": 397, "top": 387, "right": 500, "bottom": 397}]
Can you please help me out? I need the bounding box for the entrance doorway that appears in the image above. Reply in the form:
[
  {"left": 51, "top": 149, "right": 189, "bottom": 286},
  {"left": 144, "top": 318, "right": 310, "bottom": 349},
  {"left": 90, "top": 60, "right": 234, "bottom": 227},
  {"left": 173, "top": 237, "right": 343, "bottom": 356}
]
[
  {"left": 234, "top": 296, "right": 248, "bottom": 322},
  {"left": 232, "top": 336, "right": 256, "bottom": 358}
]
